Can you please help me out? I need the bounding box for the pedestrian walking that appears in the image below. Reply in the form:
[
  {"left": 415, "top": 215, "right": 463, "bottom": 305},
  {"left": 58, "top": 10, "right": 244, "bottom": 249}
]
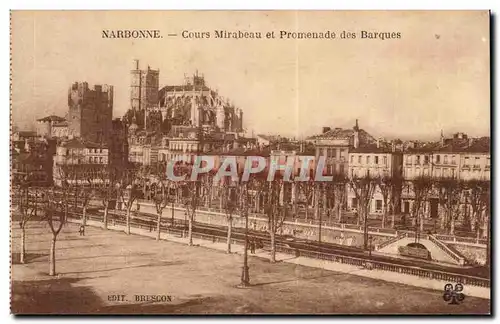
[
  {"left": 79, "top": 225, "right": 85, "bottom": 236},
  {"left": 250, "top": 238, "right": 256, "bottom": 254}
]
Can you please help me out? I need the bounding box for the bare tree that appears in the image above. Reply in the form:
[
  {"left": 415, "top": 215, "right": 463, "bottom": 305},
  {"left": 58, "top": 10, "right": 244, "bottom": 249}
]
[
  {"left": 176, "top": 162, "right": 203, "bottom": 246},
  {"left": 262, "top": 177, "right": 287, "bottom": 263},
  {"left": 329, "top": 172, "right": 348, "bottom": 223},
  {"left": 98, "top": 166, "right": 120, "bottom": 230},
  {"left": 17, "top": 174, "right": 39, "bottom": 264},
  {"left": 42, "top": 186, "right": 67, "bottom": 276},
  {"left": 349, "top": 173, "right": 376, "bottom": 250},
  {"left": 376, "top": 175, "right": 395, "bottom": 228},
  {"left": 118, "top": 168, "right": 140, "bottom": 235},
  {"left": 76, "top": 166, "right": 100, "bottom": 227},
  {"left": 237, "top": 178, "right": 254, "bottom": 286},
  {"left": 436, "top": 177, "right": 463, "bottom": 235},
  {"left": 297, "top": 179, "right": 315, "bottom": 221},
  {"left": 464, "top": 179, "right": 489, "bottom": 239},
  {"left": 410, "top": 176, "right": 433, "bottom": 240},
  {"left": 151, "top": 163, "right": 170, "bottom": 241},
  {"left": 221, "top": 179, "right": 237, "bottom": 253}
]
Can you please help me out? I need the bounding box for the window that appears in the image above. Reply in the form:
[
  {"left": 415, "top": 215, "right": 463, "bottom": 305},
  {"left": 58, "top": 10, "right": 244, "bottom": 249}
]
[
  {"left": 451, "top": 155, "right": 456, "bottom": 164},
  {"left": 375, "top": 156, "right": 379, "bottom": 165},
  {"left": 475, "top": 157, "right": 480, "bottom": 165},
  {"left": 406, "top": 155, "right": 411, "bottom": 164},
  {"left": 350, "top": 155, "right": 354, "bottom": 163},
  {"left": 416, "top": 155, "right": 420, "bottom": 164},
  {"left": 464, "top": 157, "right": 470, "bottom": 166},
  {"left": 375, "top": 200, "right": 383, "bottom": 211},
  {"left": 444, "top": 155, "right": 448, "bottom": 164},
  {"left": 366, "top": 156, "right": 370, "bottom": 164},
  {"left": 436, "top": 155, "right": 441, "bottom": 163},
  {"left": 99, "top": 157, "right": 103, "bottom": 163},
  {"left": 383, "top": 156, "right": 387, "bottom": 165},
  {"left": 358, "top": 155, "right": 361, "bottom": 164},
  {"left": 487, "top": 157, "right": 491, "bottom": 166},
  {"left": 424, "top": 155, "right": 429, "bottom": 164}
]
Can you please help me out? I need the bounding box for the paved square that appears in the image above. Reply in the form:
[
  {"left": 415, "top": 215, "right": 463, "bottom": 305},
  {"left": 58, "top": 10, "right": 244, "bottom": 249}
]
[{"left": 11, "top": 222, "right": 490, "bottom": 314}]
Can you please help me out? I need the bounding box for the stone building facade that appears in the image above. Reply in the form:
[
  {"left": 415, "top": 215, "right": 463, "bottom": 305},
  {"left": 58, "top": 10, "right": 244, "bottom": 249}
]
[{"left": 67, "top": 82, "right": 113, "bottom": 144}]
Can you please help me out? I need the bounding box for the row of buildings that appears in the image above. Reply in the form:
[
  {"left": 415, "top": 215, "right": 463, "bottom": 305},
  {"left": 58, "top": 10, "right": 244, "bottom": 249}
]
[{"left": 12, "top": 60, "right": 490, "bottom": 226}]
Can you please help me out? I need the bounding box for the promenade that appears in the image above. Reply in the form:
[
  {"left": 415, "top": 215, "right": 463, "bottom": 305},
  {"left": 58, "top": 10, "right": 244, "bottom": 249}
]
[{"left": 11, "top": 221, "right": 490, "bottom": 314}]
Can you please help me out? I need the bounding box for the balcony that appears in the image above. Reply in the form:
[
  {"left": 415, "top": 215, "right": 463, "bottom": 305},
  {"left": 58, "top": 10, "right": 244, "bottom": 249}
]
[{"left": 462, "top": 165, "right": 471, "bottom": 171}]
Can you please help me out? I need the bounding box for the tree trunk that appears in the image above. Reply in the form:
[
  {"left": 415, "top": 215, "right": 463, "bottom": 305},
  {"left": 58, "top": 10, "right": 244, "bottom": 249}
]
[
  {"left": 188, "top": 215, "right": 193, "bottom": 246},
  {"left": 363, "top": 205, "right": 369, "bottom": 250},
  {"left": 449, "top": 211, "right": 455, "bottom": 235},
  {"left": 381, "top": 201, "right": 387, "bottom": 228},
  {"left": 304, "top": 201, "right": 309, "bottom": 221},
  {"left": 126, "top": 207, "right": 131, "bottom": 235},
  {"left": 391, "top": 213, "right": 395, "bottom": 229},
  {"left": 49, "top": 235, "right": 56, "bottom": 276},
  {"left": 20, "top": 225, "right": 26, "bottom": 264},
  {"left": 82, "top": 205, "right": 87, "bottom": 226},
  {"left": 269, "top": 229, "right": 276, "bottom": 263},
  {"left": 314, "top": 191, "right": 320, "bottom": 221},
  {"left": 226, "top": 216, "right": 232, "bottom": 253},
  {"left": 156, "top": 212, "right": 161, "bottom": 241},
  {"left": 419, "top": 210, "right": 424, "bottom": 232},
  {"left": 335, "top": 203, "right": 340, "bottom": 223},
  {"left": 482, "top": 210, "right": 488, "bottom": 239},
  {"left": 103, "top": 204, "right": 108, "bottom": 230},
  {"left": 171, "top": 201, "right": 175, "bottom": 228},
  {"left": 440, "top": 207, "right": 446, "bottom": 230}
]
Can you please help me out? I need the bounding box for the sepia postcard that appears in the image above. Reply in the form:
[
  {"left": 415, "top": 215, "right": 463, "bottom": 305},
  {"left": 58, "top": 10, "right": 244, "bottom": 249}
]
[{"left": 10, "top": 10, "right": 491, "bottom": 315}]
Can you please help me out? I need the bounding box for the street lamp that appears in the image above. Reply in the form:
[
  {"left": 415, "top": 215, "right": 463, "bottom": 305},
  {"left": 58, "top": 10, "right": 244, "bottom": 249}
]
[{"left": 239, "top": 183, "right": 250, "bottom": 288}]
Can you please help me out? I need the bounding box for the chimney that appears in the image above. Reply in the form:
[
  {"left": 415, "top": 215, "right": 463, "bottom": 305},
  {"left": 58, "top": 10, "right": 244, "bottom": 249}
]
[
  {"left": 134, "top": 59, "right": 139, "bottom": 70},
  {"left": 376, "top": 138, "right": 380, "bottom": 149},
  {"left": 391, "top": 141, "right": 396, "bottom": 152},
  {"left": 322, "top": 127, "right": 331, "bottom": 134},
  {"left": 300, "top": 142, "right": 304, "bottom": 153},
  {"left": 440, "top": 129, "right": 445, "bottom": 146}
]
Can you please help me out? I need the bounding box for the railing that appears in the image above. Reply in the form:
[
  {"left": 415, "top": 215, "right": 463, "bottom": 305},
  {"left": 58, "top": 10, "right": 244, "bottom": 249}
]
[
  {"left": 69, "top": 213, "right": 490, "bottom": 288},
  {"left": 274, "top": 245, "right": 489, "bottom": 288},
  {"left": 428, "top": 235, "right": 465, "bottom": 266},
  {"left": 376, "top": 234, "right": 405, "bottom": 251},
  {"left": 434, "top": 234, "right": 487, "bottom": 246}
]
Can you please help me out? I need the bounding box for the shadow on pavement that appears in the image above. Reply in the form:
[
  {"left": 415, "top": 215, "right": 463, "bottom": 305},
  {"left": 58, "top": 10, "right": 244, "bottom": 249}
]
[
  {"left": 11, "top": 277, "right": 104, "bottom": 314},
  {"left": 11, "top": 252, "right": 48, "bottom": 265},
  {"left": 63, "top": 260, "right": 185, "bottom": 275}
]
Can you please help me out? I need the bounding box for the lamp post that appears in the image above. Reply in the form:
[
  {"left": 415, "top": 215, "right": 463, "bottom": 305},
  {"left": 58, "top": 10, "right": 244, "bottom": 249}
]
[{"left": 240, "top": 183, "right": 250, "bottom": 287}]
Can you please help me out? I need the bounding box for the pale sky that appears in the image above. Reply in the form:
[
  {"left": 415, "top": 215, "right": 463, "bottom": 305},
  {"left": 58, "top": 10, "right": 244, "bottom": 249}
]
[{"left": 11, "top": 11, "right": 490, "bottom": 140}]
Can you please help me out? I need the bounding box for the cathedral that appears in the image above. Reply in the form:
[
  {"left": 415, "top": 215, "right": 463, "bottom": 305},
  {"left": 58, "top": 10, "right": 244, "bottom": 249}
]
[{"left": 125, "top": 60, "right": 244, "bottom": 136}]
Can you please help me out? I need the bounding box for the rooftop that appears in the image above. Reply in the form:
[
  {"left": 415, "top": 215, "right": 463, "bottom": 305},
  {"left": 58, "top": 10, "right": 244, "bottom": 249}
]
[
  {"left": 37, "top": 115, "right": 66, "bottom": 123},
  {"left": 61, "top": 138, "right": 107, "bottom": 149}
]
